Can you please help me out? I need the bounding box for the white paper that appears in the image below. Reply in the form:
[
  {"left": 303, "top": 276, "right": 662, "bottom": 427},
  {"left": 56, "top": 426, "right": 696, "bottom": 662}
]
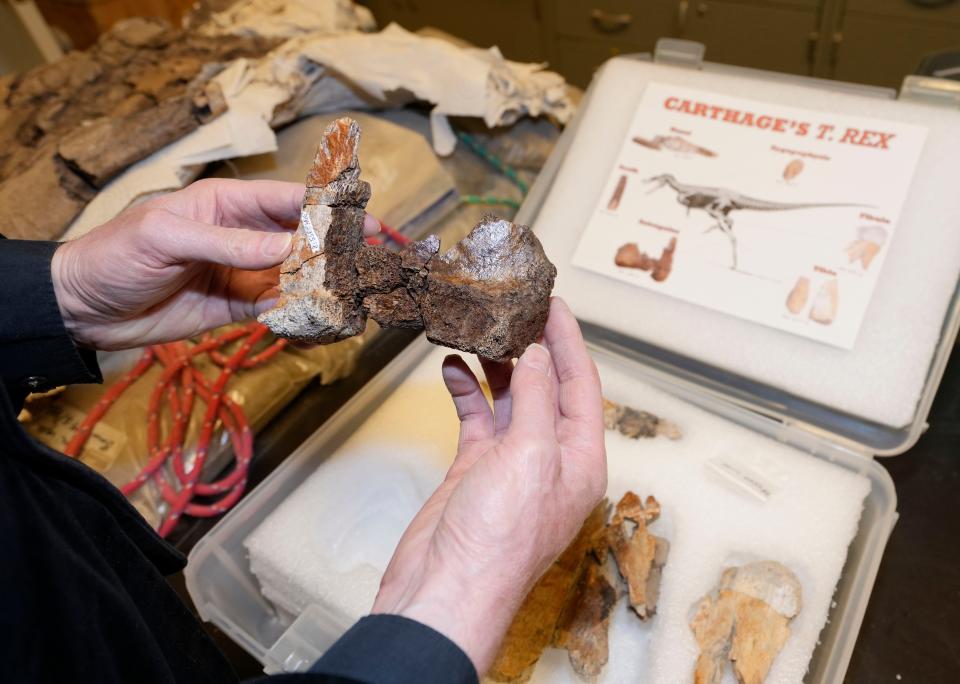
[
  {"left": 572, "top": 82, "right": 928, "bottom": 349},
  {"left": 64, "top": 18, "right": 573, "bottom": 237}
]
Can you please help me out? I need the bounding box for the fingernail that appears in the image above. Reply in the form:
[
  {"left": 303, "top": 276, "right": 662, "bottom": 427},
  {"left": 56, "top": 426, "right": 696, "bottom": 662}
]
[
  {"left": 520, "top": 343, "right": 551, "bottom": 374},
  {"left": 263, "top": 232, "right": 292, "bottom": 259}
]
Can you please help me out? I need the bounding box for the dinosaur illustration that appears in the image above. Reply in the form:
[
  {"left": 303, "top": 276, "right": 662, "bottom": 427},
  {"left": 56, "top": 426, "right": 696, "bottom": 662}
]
[{"left": 645, "top": 174, "right": 867, "bottom": 269}]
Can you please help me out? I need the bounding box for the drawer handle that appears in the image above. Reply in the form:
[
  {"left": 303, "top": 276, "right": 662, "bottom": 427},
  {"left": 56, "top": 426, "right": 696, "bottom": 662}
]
[{"left": 590, "top": 9, "right": 633, "bottom": 33}]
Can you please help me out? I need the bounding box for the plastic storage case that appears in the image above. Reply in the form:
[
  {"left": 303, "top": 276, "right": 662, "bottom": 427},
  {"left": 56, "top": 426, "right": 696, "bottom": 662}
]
[{"left": 186, "top": 41, "right": 960, "bottom": 681}]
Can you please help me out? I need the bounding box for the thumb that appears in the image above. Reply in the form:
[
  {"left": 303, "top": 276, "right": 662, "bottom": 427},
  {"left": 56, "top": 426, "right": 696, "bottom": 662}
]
[
  {"left": 506, "top": 343, "right": 558, "bottom": 441},
  {"left": 145, "top": 209, "right": 293, "bottom": 270}
]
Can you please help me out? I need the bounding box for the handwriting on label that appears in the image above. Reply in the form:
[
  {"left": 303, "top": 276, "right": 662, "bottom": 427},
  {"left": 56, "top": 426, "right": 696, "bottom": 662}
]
[
  {"left": 706, "top": 456, "right": 777, "bottom": 502},
  {"left": 27, "top": 402, "right": 126, "bottom": 472},
  {"left": 301, "top": 208, "right": 320, "bottom": 253}
]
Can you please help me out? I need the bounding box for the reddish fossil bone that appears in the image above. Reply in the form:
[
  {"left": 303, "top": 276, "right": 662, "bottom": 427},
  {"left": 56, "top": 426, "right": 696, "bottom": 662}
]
[{"left": 259, "top": 117, "right": 557, "bottom": 361}]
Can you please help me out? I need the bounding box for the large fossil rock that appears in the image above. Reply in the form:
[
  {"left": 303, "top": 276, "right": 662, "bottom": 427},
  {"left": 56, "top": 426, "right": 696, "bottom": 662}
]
[
  {"left": 0, "top": 17, "right": 275, "bottom": 240},
  {"left": 690, "top": 561, "right": 802, "bottom": 684},
  {"left": 259, "top": 117, "right": 557, "bottom": 361}
]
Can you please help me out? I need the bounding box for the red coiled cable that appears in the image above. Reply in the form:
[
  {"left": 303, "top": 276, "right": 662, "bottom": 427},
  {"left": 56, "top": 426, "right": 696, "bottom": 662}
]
[{"left": 63, "top": 219, "right": 409, "bottom": 537}]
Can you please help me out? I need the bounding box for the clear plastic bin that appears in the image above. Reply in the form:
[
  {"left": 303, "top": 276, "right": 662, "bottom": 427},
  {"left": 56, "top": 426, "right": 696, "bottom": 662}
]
[{"left": 185, "top": 337, "right": 897, "bottom": 681}]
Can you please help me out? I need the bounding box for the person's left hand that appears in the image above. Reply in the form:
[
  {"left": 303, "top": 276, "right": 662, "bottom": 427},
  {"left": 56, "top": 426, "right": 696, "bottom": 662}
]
[
  {"left": 371, "top": 298, "right": 607, "bottom": 675},
  {"left": 52, "top": 178, "right": 380, "bottom": 350}
]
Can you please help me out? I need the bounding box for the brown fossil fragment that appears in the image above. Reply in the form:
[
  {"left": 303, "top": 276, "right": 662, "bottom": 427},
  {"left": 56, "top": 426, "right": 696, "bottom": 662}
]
[
  {"left": 690, "top": 561, "right": 802, "bottom": 684},
  {"left": 0, "top": 16, "right": 276, "bottom": 240},
  {"left": 607, "top": 492, "right": 669, "bottom": 620},
  {"left": 603, "top": 399, "right": 681, "bottom": 440},
  {"left": 489, "top": 501, "right": 611, "bottom": 683},
  {"left": 493, "top": 492, "right": 670, "bottom": 681},
  {"left": 259, "top": 118, "right": 557, "bottom": 362},
  {"left": 58, "top": 83, "right": 225, "bottom": 188},
  {"left": 259, "top": 118, "right": 371, "bottom": 344},
  {"left": 551, "top": 552, "right": 620, "bottom": 679}
]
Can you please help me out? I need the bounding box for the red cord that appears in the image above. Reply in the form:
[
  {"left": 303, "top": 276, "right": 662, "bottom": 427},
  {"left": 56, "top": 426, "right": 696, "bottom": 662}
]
[
  {"left": 62, "top": 216, "right": 403, "bottom": 537},
  {"left": 64, "top": 322, "right": 286, "bottom": 538}
]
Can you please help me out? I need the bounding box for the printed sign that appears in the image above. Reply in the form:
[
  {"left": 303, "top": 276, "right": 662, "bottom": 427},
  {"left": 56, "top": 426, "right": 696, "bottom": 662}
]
[{"left": 572, "top": 83, "right": 928, "bottom": 348}]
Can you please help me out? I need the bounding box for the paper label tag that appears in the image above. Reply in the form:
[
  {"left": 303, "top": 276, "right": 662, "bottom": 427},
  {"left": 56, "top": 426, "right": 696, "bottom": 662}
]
[
  {"left": 706, "top": 455, "right": 777, "bottom": 502},
  {"left": 301, "top": 208, "right": 320, "bottom": 253},
  {"left": 26, "top": 402, "right": 126, "bottom": 472},
  {"left": 572, "top": 82, "right": 929, "bottom": 349}
]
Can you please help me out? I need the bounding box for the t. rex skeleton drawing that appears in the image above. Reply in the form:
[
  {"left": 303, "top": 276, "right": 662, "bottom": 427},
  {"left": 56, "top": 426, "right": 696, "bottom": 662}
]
[{"left": 645, "top": 174, "right": 866, "bottom": 269}]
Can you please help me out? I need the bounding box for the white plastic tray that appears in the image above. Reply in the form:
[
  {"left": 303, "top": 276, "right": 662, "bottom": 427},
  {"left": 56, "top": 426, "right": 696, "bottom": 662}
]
[{"left": 185, "top": 337, "right": 897, "bottom": 681}]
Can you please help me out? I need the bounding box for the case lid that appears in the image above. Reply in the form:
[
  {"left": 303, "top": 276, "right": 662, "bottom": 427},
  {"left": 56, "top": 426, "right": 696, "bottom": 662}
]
[{"left": 518, "top": 40, "right": 960, "bottom": 457}]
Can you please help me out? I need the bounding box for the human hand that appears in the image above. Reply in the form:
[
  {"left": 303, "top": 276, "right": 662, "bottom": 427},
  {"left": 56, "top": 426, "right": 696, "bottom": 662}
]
[
  {"left": 371, "top": 297, "right": 607, "bottom": 675},
  {"left": 51, "top": 178, "right": 380, "bottom": 350}
]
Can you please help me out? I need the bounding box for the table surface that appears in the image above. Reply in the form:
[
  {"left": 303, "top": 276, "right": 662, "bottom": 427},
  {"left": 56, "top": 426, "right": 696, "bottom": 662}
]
[{"left": 166, "top": 110, "right": 960, "bottom": 683}]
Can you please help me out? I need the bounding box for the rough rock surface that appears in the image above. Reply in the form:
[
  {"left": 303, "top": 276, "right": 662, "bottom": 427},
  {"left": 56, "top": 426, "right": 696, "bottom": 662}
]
[
  {"left": 551, "top": 551, "right": 620, "bottom": 679},
  {"left": 0, "top": 17, "right": 276, "bottom": 239},
  {"left": 488, "top": 502, "right": 610, "bottom": 683},
  {"left": 603, "top": 398, "right": 682, "bottom": 440},
  {"left": 690, "top": 561, "right": 802, "bottom": 684},
  {"left": 259, "top": 117, "right": 557, "bottom": 361},
  {"left": 492, "top": 492, "right": 670, "bottom": 682}
]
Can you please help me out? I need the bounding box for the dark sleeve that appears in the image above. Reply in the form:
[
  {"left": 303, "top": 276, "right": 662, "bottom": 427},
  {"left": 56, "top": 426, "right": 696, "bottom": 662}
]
[
  {"left": 257, "top": 614, "right": 478, "bottom": 684},
  {"left": 0, "top": 238, "right": 101, "bottom": 408}
]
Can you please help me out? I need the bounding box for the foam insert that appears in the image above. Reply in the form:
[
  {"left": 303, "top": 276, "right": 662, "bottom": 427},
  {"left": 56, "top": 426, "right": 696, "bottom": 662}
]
[
  {"left": 245, "top": 347, "right": 871, "bottom": 682},
  {"left": 532, "top": 57, "right": 960, "bottom": 430}
]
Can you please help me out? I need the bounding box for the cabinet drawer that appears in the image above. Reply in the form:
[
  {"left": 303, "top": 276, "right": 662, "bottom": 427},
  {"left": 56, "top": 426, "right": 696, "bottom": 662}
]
[
  {"left": 686, "top": 1, "right": 819, "bottom": 75},
  {"left": 552, "top": 37, "right": 644, "bottom": 87},
  {"left": 556, "top": 0, "right": 678, "bottom": 42},
  {"left": 845, "top": 0, "right": 960, "bottom": 25},
  {"left": 833, "top": 13, "right": 960, "bottom": 87}
]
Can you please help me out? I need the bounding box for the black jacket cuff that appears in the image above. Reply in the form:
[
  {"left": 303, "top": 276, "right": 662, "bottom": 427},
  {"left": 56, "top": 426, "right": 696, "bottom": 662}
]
[
  {"left": 0, "top": 239, "right": 101, "bottom": 394},
  {"left": 308, "top": 614, "right": 478, "bottom": 684}
]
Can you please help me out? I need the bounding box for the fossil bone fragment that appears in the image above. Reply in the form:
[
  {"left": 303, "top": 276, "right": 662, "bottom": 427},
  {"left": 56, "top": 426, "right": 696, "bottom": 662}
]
[
  {"left": 809, "top": 279, "right": 839, "bottom": 326},
  {"left": 489, "top": 502, "right": 610, "bottom": 683},
  {"left": 690, "top": 561, "right": 802, "bottom": 684},
  {"left": 603, "top": 399, "right": 681, "bottom": 440},
  {"left": 785, "top": 276, "right": 810, "bottom": 314},
  {"left": 259, "top": 117, "right": 557, "bottom": 361},
  {"left": 607, "top": 492, "right": 669, "bottom": 620},
  {"left": 493, "top": 492, "right": 670, "bottom": 681},
  {"left": 551, "top": 551, "right": 620, "bottom": 679}
]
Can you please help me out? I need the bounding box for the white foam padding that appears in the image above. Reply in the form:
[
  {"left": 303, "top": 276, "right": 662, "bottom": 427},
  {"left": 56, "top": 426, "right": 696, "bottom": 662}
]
[
  {"left": 532, "top": 57, "right": 960, "bottom": 429},
  {"left": 245, "top": 347, "right": 872, "bottom": 683}
]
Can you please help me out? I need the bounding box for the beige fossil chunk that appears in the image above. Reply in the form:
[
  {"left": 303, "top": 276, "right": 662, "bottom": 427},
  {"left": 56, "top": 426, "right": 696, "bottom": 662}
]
[
  {"left": 603, "top": 399, "right": 681, "bottom": 440},
  {"left": 690, "top": 560, "right": 802, "bottom": 684}
]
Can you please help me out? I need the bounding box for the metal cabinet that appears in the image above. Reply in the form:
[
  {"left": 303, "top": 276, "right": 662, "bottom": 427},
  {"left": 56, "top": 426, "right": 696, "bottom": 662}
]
[
  {"left": 681, "top": 1, "right": 821, "bottom": 76},
  {"left": 829, "top": 1, "right": 960, "bottom": 88},
  {"left": 359, "top": 0, "right": 960, "bottom": 90},
  {"left": 359, "top": 0, "right": 546, "bottom": 62}
]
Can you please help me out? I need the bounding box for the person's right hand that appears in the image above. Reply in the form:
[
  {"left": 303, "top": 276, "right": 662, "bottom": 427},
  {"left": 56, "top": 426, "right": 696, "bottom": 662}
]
[{"left": 372, "top": 297, "right": 607, "bottom": 675}]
